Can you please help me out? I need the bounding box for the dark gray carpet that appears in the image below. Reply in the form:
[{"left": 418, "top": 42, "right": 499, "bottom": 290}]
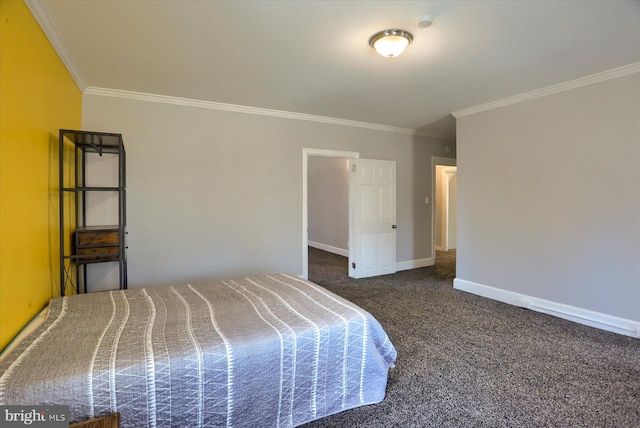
[{"left": 302, "top": 247, "right": 640, "bottom": 427}]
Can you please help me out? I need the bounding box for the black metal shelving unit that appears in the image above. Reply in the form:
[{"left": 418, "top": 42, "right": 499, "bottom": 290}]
[{"left": 59, "top": 129, "right": 127, "bottom": 295}]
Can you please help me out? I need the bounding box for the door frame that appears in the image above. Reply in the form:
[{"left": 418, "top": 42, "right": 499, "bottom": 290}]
[
  {"left": 431, "top": 156, "right": 457, "bottom": 259},
  {"left": 302, "top": 148, "right": 359, "bottom": 279}
]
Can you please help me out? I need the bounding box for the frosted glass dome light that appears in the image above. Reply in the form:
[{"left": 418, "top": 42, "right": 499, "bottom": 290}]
[{"left": 369, "top": 29, "right": 413, "bottom": 58}]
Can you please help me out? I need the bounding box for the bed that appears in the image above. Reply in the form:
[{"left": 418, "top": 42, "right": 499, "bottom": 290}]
[{"left": 0, "top": 273, "right": 396, "bottom": 427}]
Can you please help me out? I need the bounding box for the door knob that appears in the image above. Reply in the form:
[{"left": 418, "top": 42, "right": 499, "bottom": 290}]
[{"left": 392, "top": 225, "right": 397, "bottom": 229}]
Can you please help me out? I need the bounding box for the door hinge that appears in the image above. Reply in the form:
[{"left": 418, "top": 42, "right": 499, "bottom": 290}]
[
  {"left": 352, "top": 164, "right": 356, "bottom": 172},
  {"left": 352, "top": 262, "right": 356, "bottom": 269}
]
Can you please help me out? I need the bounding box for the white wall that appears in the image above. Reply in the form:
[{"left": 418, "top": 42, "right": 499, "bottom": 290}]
[
  {"left": 455, "top": 72, "right": 640, "bottom": 329},
  {"left": 82, "top": 94, "right": 455, "bottom": 287},
  {"left": 84, "top": 151, "right": 122, "bottom": 292},
  {"left": 308, "top": 157, "right": 349, "bottom": 255}
]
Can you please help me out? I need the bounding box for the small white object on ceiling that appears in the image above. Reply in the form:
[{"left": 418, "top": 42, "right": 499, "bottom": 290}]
[{"left": 417, "top": 15, "right": 433, "bottom": 28}]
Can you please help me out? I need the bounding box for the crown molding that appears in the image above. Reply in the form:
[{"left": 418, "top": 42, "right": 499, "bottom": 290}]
[
  {"left": 452, "top": 62, "right": 640, "bottom": 118},
  {"left": 414, "top": 128, "right": 456, "bottom": 141},
  {"left": 85, "top": 86, "right": 454, "bottom": 139},
  {"left": 25, "top": 0, "right": 86, "bottom": 91}
]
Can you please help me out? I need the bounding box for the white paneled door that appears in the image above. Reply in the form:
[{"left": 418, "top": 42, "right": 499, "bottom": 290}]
[{"left": 349, "top": 159, "right": 397, "bottom": 279}]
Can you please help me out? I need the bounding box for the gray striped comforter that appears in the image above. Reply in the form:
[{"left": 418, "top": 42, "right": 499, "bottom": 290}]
[{"left": 0, "top": 274, "right": 396, "bottom": 427}]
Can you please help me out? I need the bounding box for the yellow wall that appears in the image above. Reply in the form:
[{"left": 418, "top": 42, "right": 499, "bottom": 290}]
[{"left": 0, "top": 0, "right": 82, "bottom": 349}]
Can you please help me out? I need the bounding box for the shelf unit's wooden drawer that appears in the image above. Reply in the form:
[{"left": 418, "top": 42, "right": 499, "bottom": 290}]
[{"left": 74, "top": 226, "right": 120, "bottom": 263}]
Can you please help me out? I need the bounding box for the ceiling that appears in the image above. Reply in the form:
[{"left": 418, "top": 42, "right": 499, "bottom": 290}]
[{"left": 33, "top": 0, "right": 640, "bottom": 140}]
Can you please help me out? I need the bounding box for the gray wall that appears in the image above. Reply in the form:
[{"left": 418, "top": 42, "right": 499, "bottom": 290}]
[
  {"left": 82, "top": 95, "right": 454, "bottom": 287},
  {"left": 308, "top": 157, "right": 349, "bottom": 253},
  {"left": 456, "top": 72, "right": 640, "bottom": 322}
]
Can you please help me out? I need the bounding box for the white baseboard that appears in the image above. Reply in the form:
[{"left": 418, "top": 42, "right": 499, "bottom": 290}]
[
  {"left": 308, "top": 241, "right": 348, "bottom": 257},
  {"left": 453, "top": 278, "right": 640, "bottom": 339},
  {"left": 396, "top": 257, "right": 435, "bottom": 272}
]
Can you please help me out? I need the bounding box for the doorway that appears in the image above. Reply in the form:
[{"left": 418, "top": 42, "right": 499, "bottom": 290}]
[
  {"left": 302, "top": 149, "right": 359, "bottom": 279},
  {"left": 307, "top": 156, "right": 350, "bottom": 279},
  {"left": 302, "top": 149, "right": 397, "bottom": 280},
  {"left": 435, "top": 165, "right": 457, "bottom": 251},
  {"left": 431, "top": 156, "right": 457, "bottom": 267}
]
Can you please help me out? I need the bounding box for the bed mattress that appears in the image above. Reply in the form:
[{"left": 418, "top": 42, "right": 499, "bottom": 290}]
[{"left": 0, "top": 274, "right": 396, "bottom": 427}]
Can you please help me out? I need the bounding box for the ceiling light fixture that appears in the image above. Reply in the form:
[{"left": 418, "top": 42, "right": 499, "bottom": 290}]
[{"left": 369, "top": 29, "right": 413, "bottom": 58}]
